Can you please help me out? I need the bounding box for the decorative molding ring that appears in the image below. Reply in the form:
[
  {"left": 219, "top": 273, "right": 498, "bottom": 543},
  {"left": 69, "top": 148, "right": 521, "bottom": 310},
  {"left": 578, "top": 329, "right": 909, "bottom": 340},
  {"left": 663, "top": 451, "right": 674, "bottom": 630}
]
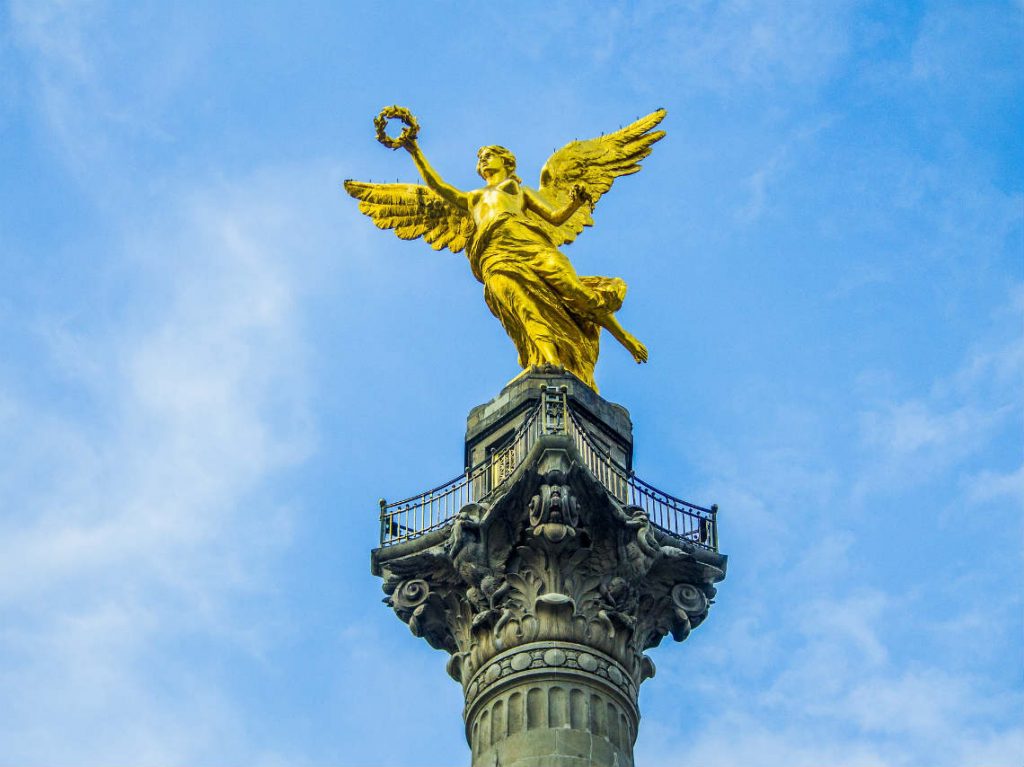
[{"left": 464, "top": 641, "right": 639, "bottom": 718}]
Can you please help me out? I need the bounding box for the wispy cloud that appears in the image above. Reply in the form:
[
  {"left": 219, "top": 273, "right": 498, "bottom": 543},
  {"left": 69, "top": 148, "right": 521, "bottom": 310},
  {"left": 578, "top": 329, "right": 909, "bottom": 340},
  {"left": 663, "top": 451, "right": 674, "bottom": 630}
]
[
  {"left": 0, "top": 162, "right": 342, "bottom": 762},
  {"left": 646, "top": 285, "right": 1023, "bottom": 767},
  {"left": 9, "top": 0, "right": 207, "bottom": 184},
  {"left": 626, "top": 0, "right": 859, "bottom": 92},
  {"left": 640, "top": 582, "right": 1023, "bottom": 767},
  {"left": 3, "top": 1, "right": 1020, "bottom": 765},
  {"left": 856, "top": 305, "right": 1022, "bottom": 497}
]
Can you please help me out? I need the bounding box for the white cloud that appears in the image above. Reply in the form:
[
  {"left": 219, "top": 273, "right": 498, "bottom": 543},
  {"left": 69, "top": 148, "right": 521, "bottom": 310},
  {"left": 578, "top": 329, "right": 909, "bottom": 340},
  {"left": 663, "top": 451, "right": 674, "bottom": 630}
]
[
  {"left": 855, "top": 309, "right": 1022, "bottom": 495},
  {"left": 860, "top": 400, "right": 1002, "bottom": 459},
  {"left": 634, "top": 0, "right": 859, "bottom": 91},
  {"left": 642, "top": 584, "right": 1023, "bottom": 767},
  {"left": 9, "top": 0, "right": 208, "bottom": 184},
  {"left": 0, "top": 164, "right": 345, "bottom": 762},
  {"left": 3, "top": 2, "right": 1020, "bottom": 765},
  {"left": 648, "top": 286, "right": 1023, "bottom": 767},
  {"left": 964, "top": 462, "right": 1024, "bottom": 506},
  {"left": 484, "top": 1, "right": 859, "bottom": 94},
  {"left": 910, "top": 4, "right": 1023, "bottom": 89}
]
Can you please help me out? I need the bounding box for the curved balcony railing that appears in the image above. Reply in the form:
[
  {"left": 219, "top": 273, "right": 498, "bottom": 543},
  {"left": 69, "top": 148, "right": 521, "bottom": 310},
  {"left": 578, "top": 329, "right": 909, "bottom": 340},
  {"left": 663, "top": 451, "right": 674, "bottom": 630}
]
[
  {"left": 564, "top": 407, "right": 719, "bottom": 551},
  {"left": 378, "top": 405, "right": 542, "bottom": 547},
  {"left": 378, "top": 388, "right": 719, "bottom": 552}
]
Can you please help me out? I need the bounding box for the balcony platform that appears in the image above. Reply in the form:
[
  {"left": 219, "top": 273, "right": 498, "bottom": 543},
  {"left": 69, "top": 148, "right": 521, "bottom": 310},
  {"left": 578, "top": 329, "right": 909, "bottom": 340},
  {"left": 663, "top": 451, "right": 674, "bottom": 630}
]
[{"left": 374, "top": 367, "right": 720, "bottom": 554}]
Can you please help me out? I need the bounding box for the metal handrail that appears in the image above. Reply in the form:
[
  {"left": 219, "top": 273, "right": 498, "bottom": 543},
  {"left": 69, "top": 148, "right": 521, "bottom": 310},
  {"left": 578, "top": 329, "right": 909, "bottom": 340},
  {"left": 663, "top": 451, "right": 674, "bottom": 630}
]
[
  {"left": 627, "top": 475, "right": 718, "bottom": 551},
  {"left": 565, "top": 408, "right": 718, "bottom": 550},
  {"left": 386, "top": 471, "right": 470, "bottom": 509},
  {"left": 378, "top": 390, "right": 719, "bottom": 552},
  {"left": 564, "top": 406, "right": 631, "bottom": 502},
  {"left": 379, "top": 403, "right": 543, "bottom": 546}
]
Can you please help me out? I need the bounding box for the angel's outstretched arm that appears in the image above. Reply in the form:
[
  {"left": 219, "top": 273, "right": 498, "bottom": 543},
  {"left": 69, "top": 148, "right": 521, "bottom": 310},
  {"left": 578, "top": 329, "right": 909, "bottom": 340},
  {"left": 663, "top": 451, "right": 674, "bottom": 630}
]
[
  {"left": 523, "top": 186, "right": 590, "bottom": 226},
  {"left": 405, "top": 141, "right": 470, "bottom": 212}
]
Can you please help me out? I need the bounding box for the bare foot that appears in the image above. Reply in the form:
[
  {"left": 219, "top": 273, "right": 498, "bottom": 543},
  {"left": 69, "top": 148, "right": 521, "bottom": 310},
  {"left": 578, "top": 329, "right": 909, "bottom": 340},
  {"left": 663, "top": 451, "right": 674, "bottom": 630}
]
[{"left": 625, "top": 335, "right": 648, "bottom": 364}]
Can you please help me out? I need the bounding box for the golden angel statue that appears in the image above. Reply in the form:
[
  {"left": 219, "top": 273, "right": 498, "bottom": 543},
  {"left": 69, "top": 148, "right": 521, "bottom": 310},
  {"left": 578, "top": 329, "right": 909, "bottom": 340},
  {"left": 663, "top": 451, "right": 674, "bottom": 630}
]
[{"left": 344, "top": 106, "right": 666, "bottom": 391}]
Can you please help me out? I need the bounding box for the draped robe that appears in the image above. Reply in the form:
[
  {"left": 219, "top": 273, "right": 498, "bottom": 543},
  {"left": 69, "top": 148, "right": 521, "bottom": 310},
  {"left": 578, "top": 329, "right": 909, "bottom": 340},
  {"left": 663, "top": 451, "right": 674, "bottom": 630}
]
[{"left": 467, "top": 198, "right": 625, "bottom": 391}]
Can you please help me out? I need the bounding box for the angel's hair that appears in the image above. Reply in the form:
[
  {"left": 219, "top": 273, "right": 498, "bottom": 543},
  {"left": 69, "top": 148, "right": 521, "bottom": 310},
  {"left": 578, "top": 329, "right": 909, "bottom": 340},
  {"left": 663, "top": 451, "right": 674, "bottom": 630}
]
[{"left": 477, "top": 145, "right": 522, "bottom": 183}]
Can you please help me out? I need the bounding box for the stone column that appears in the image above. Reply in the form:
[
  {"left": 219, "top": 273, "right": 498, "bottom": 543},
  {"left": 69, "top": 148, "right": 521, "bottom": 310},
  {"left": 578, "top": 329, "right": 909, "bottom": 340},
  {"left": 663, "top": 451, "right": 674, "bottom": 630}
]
[{"left": 371, "top": 370, "right": 726, "bottom": 767}]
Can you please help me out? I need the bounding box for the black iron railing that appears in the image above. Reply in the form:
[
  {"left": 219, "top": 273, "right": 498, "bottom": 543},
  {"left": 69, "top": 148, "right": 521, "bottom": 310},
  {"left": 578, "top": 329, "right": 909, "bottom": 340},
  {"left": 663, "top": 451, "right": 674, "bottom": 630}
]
[
  {"left": 378, "top": 388, "right": 719, "bottom": 551},
  {"left": 565, "top": 406, "right": 718, "bottom": 550}
]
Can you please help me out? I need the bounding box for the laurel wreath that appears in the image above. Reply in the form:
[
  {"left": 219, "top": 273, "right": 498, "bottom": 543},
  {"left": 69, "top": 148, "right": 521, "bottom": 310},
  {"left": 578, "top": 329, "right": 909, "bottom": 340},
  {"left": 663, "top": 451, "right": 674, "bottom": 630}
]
[{"left": 374, "top": 105, "right": 419, "bottom": 150}]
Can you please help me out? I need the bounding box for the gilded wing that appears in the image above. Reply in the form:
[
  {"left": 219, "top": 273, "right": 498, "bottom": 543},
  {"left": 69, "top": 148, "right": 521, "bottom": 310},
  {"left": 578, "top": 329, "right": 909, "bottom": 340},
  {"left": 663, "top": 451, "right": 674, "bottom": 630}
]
[
  {"left": 343, "top": 181, "right": 474, "bottom": 253},
  {"left": 531, "top": 109, "right": 667, "bottom": 246}
]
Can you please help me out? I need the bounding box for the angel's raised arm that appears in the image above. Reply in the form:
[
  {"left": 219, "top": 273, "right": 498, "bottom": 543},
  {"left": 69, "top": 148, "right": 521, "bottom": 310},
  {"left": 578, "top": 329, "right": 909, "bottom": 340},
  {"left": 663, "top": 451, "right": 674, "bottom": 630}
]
[
  {"left": 405, "top": 141, "right": 469, "bottom": 212},
  {"left": 523, "top": 185, "right": 590, "bottom": 227},
  {"left": 528, "top": 109, "right": 666, "bottom": 246}
]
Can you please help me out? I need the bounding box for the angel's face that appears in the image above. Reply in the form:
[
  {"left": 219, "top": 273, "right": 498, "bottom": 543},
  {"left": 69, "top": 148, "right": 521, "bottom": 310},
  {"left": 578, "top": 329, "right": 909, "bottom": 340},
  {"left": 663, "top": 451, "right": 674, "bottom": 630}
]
[{"left": 476, "top": 150, "right": 508, "bottom": 183}]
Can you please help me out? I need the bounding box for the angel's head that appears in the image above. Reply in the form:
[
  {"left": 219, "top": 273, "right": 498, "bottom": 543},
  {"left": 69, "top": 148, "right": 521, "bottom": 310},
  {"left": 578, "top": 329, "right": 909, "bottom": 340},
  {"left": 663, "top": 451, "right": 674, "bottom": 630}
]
[{"left": 477, "top": 145, "right": 521, "bottom": 184}]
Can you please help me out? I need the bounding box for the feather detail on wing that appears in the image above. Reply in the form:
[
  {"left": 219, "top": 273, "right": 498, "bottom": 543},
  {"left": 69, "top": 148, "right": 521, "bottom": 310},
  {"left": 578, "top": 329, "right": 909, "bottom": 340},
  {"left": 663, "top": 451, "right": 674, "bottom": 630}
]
[
  {"left": 343, "top": 181, "right": 474, "bottom": 253},
  {"left": 532, "top": 109, "right": 667, "bottom": 246}
]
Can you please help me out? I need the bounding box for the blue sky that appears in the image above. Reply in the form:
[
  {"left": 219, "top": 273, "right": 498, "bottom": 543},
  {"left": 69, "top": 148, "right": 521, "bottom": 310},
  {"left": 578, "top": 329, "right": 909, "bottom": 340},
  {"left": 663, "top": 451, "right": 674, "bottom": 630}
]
[{"left": 1, "top": 1, "right": 1021, "bottom": 765}]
